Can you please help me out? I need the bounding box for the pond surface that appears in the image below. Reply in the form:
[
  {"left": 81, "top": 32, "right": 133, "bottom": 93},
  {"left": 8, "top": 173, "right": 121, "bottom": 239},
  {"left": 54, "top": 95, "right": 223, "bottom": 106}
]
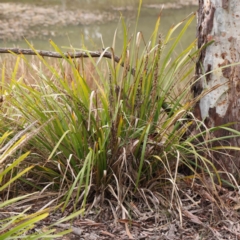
[{"left": 0, "top": 0, "right": 197, "bottom": 52}]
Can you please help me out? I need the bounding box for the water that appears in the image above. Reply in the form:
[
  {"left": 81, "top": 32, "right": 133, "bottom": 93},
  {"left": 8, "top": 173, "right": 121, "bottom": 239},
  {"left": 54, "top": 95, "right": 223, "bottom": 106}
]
[{"left": 0, "top": 0, "right": 197, "bottom": 52}]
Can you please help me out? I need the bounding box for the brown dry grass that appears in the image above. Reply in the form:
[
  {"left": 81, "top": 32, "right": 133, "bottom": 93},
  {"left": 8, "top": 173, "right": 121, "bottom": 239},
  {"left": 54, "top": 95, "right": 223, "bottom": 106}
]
[{"left": 0, "top": 54, "right": 103, "bottom": 90}]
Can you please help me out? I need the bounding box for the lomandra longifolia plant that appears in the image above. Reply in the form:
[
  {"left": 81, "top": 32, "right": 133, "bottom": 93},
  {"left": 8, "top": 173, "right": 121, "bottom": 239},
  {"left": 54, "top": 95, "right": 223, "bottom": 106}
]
[{"left": 3, "top": 7, "right": 236, "bottom": 217}]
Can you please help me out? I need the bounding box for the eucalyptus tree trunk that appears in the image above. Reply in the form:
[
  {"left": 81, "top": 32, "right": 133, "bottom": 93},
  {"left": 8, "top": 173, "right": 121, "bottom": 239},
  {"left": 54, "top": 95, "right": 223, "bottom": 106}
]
[{"left": 194, "top": 0, "right": 240, "bottom": 177}]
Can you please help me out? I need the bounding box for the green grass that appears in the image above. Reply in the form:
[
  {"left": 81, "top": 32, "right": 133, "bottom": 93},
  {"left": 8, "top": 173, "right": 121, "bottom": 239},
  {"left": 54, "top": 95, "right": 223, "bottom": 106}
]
[{"left": 1, "top": 7, "right": 240, "bottom": 238}]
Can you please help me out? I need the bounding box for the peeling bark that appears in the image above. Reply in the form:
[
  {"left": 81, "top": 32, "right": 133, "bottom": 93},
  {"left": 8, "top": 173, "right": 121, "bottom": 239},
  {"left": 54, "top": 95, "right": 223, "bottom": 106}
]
[{"left": 195, "top": 0, "right": 240, "bottom": 177}]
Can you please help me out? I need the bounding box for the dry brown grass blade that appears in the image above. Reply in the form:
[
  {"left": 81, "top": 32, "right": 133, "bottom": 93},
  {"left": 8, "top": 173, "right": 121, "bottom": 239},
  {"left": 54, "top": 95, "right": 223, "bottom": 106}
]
[
  {"left": 100, "top": 230, "right": 116, "bottom": 238},
  {"left": 118, "top": 219, "right": 141, "bottom": 227},
  {"left": 76, "top": 219, "right": 104, "bottom": 227},
  {"left": 182, "top": 208, "right": 204, "bottom": 225},
  {"left": 200, "top": 189, "right": 216, "bottom": 203},
  {"left": 122, "top": 211, "right": 134, "bottom": 240},
  {"left": 129, "top": 201, "right": 144, "bottom": 217},
  {"left": 106, "top": 199, "right": 119, "bottom": 225}
]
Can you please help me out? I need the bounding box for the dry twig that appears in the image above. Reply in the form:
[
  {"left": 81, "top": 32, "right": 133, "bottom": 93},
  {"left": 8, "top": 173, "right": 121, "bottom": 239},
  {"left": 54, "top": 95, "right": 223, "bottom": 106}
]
[
  {"left": 0, "top": 48, "right": 136, "bottom": 76},
  {"left": 0, "top": 47, "right": 174, "bottom": 115}
]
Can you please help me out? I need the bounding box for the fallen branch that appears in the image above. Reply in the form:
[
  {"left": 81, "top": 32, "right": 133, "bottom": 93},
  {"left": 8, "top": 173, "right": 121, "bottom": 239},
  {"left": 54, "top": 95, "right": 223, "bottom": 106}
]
[
  {"left": 0, "top": 47, "right": 172, "bottom": 115},
  {"left": 0, "top": 47, "right": 136, "bottom": 76}
]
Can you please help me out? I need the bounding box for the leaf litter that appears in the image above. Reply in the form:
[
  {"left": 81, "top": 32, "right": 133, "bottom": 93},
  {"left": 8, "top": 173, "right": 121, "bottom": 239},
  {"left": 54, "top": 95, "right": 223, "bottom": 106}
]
[{"left": 2, "top": 179, "right": 240, "bottom": 240}]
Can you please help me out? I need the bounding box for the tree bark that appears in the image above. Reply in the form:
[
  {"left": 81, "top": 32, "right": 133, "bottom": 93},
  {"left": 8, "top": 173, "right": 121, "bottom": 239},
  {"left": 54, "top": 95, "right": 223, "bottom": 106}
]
[{"left": 194, "top": 0, "right": 240, "bottom": 177}]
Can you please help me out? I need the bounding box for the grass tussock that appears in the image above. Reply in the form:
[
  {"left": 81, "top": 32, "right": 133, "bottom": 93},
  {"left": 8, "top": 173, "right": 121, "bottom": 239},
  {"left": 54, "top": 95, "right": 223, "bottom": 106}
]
[{"left": 1, "top": 9, "right": 240, "bottom": 238}]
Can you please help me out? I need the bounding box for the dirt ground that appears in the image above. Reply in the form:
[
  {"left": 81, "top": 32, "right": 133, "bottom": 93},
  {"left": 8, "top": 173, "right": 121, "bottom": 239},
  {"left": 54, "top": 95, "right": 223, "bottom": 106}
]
[
  {"left": 51, "top": 182, "right": 240, "bottom": 240},
  {"left": 54, "top": 183, "right": 240, "bottom": 239},
  {"left": 3, "top": 180, "right": 240, "bottom": 239}
]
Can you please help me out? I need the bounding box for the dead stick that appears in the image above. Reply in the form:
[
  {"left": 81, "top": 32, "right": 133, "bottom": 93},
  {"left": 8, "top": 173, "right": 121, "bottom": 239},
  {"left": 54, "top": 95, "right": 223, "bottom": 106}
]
[
  {"left": 0, "top": 47, "right": 172, "bottom": 114},
  {"left": 0, "top": 48, "right": 135, "bottom": 76}
]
